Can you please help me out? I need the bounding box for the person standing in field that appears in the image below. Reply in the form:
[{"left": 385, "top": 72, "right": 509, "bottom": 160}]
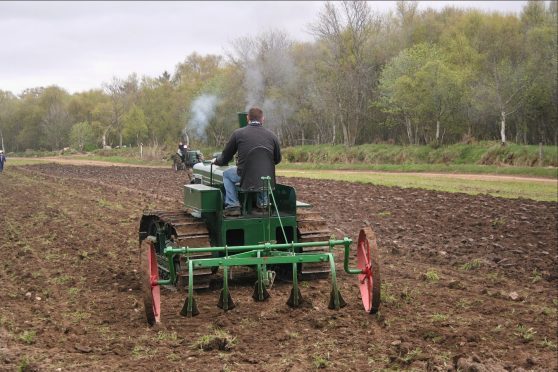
[{"left": 0, "top": 150, "right": 6, "bottom": 173}]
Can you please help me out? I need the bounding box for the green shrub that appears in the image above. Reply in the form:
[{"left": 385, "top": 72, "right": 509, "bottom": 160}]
[{"left": 281, "top": 142, "right": 557, "bottom": 167}]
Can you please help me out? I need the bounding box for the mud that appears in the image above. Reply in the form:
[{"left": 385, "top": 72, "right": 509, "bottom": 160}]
[{"left": 0, "top": 163, "right": 556, "bottom": 371}]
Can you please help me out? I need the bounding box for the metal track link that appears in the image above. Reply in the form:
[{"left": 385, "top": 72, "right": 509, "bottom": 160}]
[
  {"left": 141, "top": 210, "right": 213, "bottom": 290},
  {"left": 296, "top": 209, "right": 331, "bottom": 279}
]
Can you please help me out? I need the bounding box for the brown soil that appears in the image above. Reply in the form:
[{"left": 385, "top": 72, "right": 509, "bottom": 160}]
[
  {"left": 0, "top": 163, "right": 556, "bottom": 371},
  {"left": 12, "top": 156, "right": 557, "bottom": 183}
]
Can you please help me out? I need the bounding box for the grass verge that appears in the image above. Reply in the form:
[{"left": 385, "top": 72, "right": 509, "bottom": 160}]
[
  {"left": 4, "top": 158, "right": 47, "bottom": 166},
  {"left": 278, "top": 162, "right": 557, "bottom": 178},
  {"left": 277, "top": 169, "right": 557, "bottom": 202}
]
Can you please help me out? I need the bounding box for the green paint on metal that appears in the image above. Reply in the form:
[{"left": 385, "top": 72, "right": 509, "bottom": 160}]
[
  {"left": 164, "top": 239, "right": 350, "bottom": 255},
  {"left": 156, "top": 221, "right": 367, "bottom": 315},
  {"left": 238, "top": 112, "right": 248, "bottom": 128},
  {"left": 328, "top": 253, "right": 340, "bottom": 309},
  {"left": 184, "top": 184, "right": 221, "bottom": 212}
]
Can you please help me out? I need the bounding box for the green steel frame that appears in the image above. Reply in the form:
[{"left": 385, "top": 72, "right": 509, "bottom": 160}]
[{"left": 159, "top": 238, "right": 362, "bottom": 316}]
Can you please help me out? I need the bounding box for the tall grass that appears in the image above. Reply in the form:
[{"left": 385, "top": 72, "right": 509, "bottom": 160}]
[{"left": 283, "top": 142, "right": 558, "bottom": 167}]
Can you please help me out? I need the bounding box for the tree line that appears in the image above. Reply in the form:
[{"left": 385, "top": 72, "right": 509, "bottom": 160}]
[{"left": 0, "top": 0, "right": 556, "bottom": 153}]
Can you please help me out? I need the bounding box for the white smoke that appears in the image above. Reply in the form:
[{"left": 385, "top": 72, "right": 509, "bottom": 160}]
[
  {"left": 245, "top": 60, "right": 265, "bottom": 109},
  {"left": 240, "top": 30, "right": 297, "bottom": 129},
  {"left": 262, "top": 98, "right": 295, "bottom": 130},
  {"left": 187, "top": 94, "right": 219, "bottom": 138}
]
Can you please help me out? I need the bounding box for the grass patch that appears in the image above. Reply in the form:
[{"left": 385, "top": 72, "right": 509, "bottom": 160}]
[
  {"left": 456, "top": 299, "right": 472, "bottom": 309},
  {"left": 192, "top": 328, "right": 236, "bottom": 351},
  {"left": 156, "top": 330, "right": 178, "bottom": 342},
  {"left": 380, "top": 283, "right": 397, "bottom": 305},
  {"left": 491, "top": 217, "right": 507, "bottom": 227},
  {"left": 286, "top": 331, "right": 299, "bottom": 339},
  {"left": 50, "top": 274, "right": 72, "bottom": 285},
  {"left": 131, "top": 345, "right": 154, "bottom": 359},
  {"left": 423, "top": 269, "right": 439, "bottom": 282},
  {"left": 97, "top": 198, "right": 124, "bottom": 210},
  {"left": 531, "top": 269, "right": 543, "bottom": 283},
  {"left": 542, "top": 307, "right": 557, "bottom": 317},
  {"left": 400, "top": 287, "right": 417, "bottom": 304},
  {"left": 17, "top": 356, "right": 33, "bottom": 372},
  {"left": 279, "top": 161, "right": 557, "bottom": 178},
  {"left": 540, "top": 338, "right": 557, "bottom": 350},
  {"left": 461, "top": 259, "right": 483, "bottom": 271},
  {"left": 19, "top": 330, "right": 37, "bottom": 344},
  {"left": 492, "top": 324, "right": 504, "bottom": 333},
  {"left": 3, "top": 158, "right": 47, "bottom": 166},
  {"left": 514, "top": 324, "right": 537, "bottom": 343},
  {"left": 430, "top": 313, "right": 449, "bottom": 323},
  {"left": 423, "top": 330, "right": 444, "bottom": 343},
  {"left": 98, "top": 325, "right": 115, "bottom": 341},
  {"left": 312, "top": 354, "right": 330, "bottom": 369},
  {"left": 400, "top": 347, "right": 423, "bottom": 364},
  {"left": 277, "top": 169, "right": 557, "bottom": 202},
  {"left": 487, "top": 272, "right": 504, "bottom": 284},
  {"left": 66, "top": 311, "right": 91, "bottom": 323}
]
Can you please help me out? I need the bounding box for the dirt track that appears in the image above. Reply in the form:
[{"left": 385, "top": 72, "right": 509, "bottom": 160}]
[
  {"left": 13, "top": 157, "right": 557, "bottom": 184},
  {"left": 0, "top": 163, "right": 557, "bottom": 371}
]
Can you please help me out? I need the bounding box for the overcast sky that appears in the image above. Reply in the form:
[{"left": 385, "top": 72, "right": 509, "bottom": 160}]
[{"left": 0, "top": 1, "right": 527, "bottom": 95}]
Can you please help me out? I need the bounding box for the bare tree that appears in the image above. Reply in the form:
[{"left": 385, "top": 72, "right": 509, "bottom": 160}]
[
  {"left": 103, "top": 75, "right": 138, "bottom": 148},
  {"left": 310, "top": 1, "right": 377, "bottom": 146},
  {"left": 41, "top": 102, "right": 71, "bottom": 150},
  {"left": 473, "top": 58, "right": 530, "bottom": 145}
]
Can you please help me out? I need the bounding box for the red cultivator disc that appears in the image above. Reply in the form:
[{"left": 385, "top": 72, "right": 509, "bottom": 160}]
[
  {"left": 140, "top": 240, "right": 161, "bottom": 325},
  {"left": 356, "top": 227, "right": 381, "bottom": 314}
]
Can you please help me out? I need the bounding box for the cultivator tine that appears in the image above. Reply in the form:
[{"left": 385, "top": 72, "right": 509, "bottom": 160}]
[
  {"left": 326, "top": 253, "right": 347, "bottom": 310},
  {"left": 217, "top": 290, "right": 236, "bottom": 311},
  {"left": 217, "top": 266, "right": 236, "bottom": 311},
  {"left": 252, "top": 256, "right": 270, "bottom": 301},
  {"left": 252, "top": 280, "right": 270, "bottom": 301},
  {"left": 180, "top": 260, "right": 200, "bottom": 317},
  {"left": 287, "top": 262, "right": 304, "bottom": 308},
  {"left": 180, "top": 296, "right": 199, "bottom": 317},
  {"left": 328, "top": 289, "right": 347, "bottom": 310},
  {"left": 287, "top": 287, "right": 304, "bottom": 308}
]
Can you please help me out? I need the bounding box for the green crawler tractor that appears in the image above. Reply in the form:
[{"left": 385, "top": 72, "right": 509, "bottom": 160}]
[{"left": 138, "top": 113, "right": 381, "bottom": 325}]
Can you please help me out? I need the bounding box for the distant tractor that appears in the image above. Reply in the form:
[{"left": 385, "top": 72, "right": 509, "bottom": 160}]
[
  {"left": 171, "top": 149, "right": 203, "bottom": 181},
  {"left": 139, "top": 113, "right": 381, "bottom": 325}
]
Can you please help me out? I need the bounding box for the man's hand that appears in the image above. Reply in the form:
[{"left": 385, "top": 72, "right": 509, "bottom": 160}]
[{"left": 211, "top": 158, "right": 217, "bottom": 164}]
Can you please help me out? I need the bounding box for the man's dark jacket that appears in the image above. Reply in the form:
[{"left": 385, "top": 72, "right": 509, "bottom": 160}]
[{"left": 214, "top": 122, "right": 281, "bottom": 176}]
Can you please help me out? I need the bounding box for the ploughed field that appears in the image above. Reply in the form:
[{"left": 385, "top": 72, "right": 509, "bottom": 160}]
[{"left": 0, "top": 163, "right": 556, "bottom": 371}]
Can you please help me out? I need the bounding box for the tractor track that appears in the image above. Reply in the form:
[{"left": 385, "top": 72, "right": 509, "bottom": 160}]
[
  {"left": 297, "top": 209, "right": 332, "bottom": 278},
  {"left": 139, "top": 208, "right": 336, "bottom": 290},
  {"left": 140, "top": 210, "right": 214, "bottom": 290}
]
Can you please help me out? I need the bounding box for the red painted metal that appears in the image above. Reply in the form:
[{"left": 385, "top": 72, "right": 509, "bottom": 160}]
[
  {"left": 148, "top": 244, "right": 161, "bottom": 323},
  {"left": 357, "top": 229, "right": 373, "bottom": 312},
  {"left": 356, "top": 228, "right": 381, "bottom": 314}
]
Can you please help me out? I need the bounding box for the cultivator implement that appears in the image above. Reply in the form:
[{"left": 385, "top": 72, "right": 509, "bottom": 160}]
[
  {"left": 140, "top": 225, "right": 381, "bottom": 325},
  {"left": 138, "top": 112, "right": 381, "bottom": 325}
]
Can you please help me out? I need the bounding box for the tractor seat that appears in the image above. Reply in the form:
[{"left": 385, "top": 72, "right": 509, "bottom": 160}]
[{"left": 238, "top": 146, "right": 276, "bottom": 214}]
